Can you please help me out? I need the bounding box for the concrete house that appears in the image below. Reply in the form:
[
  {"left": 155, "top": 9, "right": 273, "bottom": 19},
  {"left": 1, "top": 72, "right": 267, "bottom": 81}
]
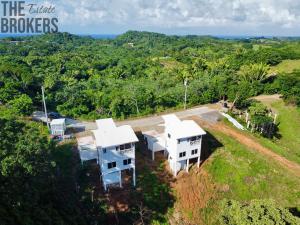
[
  {"left": 143, "top": 114, "right": 206, "bottom": 176},
  {"left": 50, "top": 118, "right": 66, "bottom": 138},
  {"left": 163, "top": 114, "right": 206, "bottom": 176},
  {"left": 92, "top": 118, "right": 138, "bottom": 191}
]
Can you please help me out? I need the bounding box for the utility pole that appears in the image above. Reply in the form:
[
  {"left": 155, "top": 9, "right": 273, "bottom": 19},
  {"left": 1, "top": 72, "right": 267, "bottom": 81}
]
[
  {"left": 42, "top": 86, "right": 50, "bottom": 130},
  {"left": 184, "top": 78, "right": 188, "bottom": 110}
]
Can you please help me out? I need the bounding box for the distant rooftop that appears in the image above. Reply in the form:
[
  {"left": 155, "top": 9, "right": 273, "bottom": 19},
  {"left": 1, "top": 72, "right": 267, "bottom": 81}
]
[
  {"left": 50, "top": 118, "right": 65, "bottom": 125},
  {"left": 162, "top": 114, "right": 206, "bottom": 139},
  {"left": 92, "top": 118, "right": 138, "bottom": 148}
]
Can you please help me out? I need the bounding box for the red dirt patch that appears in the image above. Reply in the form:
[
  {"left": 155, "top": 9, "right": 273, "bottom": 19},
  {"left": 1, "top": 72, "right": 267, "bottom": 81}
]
[{"left": 172, "top": 167, "right": 217, "bottom": 224}]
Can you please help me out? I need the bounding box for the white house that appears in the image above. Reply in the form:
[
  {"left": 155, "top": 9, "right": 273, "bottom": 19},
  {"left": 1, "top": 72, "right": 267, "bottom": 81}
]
[
  {"left": 163, "top": 114, "right": 206, "bottom": 176},
  {"left": 92, "top": 118, "right": 138, "bottom": 191},
  {"left": 50, "top": 118, "right": 66, "bottom": 138}
]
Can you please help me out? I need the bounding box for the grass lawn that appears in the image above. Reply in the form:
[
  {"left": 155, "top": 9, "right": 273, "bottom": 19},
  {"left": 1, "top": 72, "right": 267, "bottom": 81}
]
[
  {"left": 254, "top": 100, "right": 300, "bottom": 164},
  {"left": 270, "top": 59, "right": 300, "bottom": 74},
  {"left": 200, "top": 129, "right": 300, "bottom": 224}
]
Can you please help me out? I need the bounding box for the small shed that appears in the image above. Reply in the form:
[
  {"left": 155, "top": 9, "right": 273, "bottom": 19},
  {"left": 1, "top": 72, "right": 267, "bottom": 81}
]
[
  {"left": 142, "top": 130, "right": 166, "bottom": 160},
  {"left": 50, "top": 118, "right": 66, "bottom": 137}
]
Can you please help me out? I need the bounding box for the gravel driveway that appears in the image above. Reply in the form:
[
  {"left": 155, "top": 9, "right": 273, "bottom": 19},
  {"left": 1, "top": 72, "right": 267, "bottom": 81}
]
[{"left": 81, "top": 106, "right": 221, "bottom": 132}]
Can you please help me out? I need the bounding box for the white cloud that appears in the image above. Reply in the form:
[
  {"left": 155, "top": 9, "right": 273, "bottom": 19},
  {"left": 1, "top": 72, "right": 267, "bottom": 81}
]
[{"left": 44, "top": 0, "right": 300, "bottom": 34}]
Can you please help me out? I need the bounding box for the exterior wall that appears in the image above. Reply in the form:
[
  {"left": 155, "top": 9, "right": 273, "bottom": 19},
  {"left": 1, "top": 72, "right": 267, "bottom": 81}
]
[
  {"left": 98, "top": 143, "right": 135, "bottom": 176},
  {"left": 176, "top": 136, "right": 202, "bottom": 161},
  {"left": 103, "top": 171, "right": 120, "bottom": 185},
  {"left": 164, "top": 129, "right": 178, "bottom": 160},
  {"left": 145, "top": 136, "right": 165, "bottom": 152},
  {"left": 146, "top": 137, "right": 155, "bottom": 152},
  {"left": 50, "top": 123, "right": 66, "bottom": 136},
  {"left": 166, "top": 133, "right": 203, "bottom": 174}
]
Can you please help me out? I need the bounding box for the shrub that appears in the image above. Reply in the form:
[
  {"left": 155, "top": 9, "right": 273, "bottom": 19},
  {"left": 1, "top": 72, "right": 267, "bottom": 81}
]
[{"left": 219, "top": 199, "right": 300, "bottom": 225}]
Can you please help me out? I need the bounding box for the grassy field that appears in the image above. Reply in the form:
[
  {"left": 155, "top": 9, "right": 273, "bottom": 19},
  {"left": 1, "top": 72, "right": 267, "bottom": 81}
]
[
  {"left": 270, "top": 59, "right": 300, "bottom": 74},
  {"left": 253, "top": 100, "right": 300, "bottom": 165},
  {"left": 200, "top": 129, "right": 300, "bottom": 224}
]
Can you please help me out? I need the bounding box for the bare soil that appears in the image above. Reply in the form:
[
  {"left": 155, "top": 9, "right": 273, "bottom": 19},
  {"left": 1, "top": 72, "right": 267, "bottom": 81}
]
[{"left": 172, "top": 166, "right": 217, "bottom": 225}]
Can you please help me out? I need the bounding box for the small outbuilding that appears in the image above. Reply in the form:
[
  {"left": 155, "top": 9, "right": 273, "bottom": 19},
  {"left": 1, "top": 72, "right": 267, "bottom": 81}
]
[{"left": 50, "top": 118, "right": 66, "bottom": 138}]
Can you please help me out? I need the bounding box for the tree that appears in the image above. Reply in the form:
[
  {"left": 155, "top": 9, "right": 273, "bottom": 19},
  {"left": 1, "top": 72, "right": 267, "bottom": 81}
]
[
  {"left": 0, "top": 115, "right": 107, "bottom": 225},
  {"left": 219, "top": 199, "right": 300, "bottom": 225},
  {"left": 248, "top": 102, "right": 268, "bottom": 116},
  {"left": 248, "top": 101, "right": 277, "bottom": 138},
  {"left": 277, "top": 71, "right": 300, "bottom": 106},
  {"left": 8, "top": 94, "right": 33, "bottom": 116},
  {"left": 238, "top": 63, "right": 270, "bottom": 83}
]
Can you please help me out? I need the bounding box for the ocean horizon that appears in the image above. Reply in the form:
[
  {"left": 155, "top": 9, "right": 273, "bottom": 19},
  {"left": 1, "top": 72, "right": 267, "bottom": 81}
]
[{"left": 1, "top": 33, "right": 300, "bottom": 40}]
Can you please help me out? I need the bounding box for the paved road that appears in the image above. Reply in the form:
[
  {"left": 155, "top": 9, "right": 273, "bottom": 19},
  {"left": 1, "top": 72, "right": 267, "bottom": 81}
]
[{"left": 82, "top": 106, "right": 221, "bottom": 131}]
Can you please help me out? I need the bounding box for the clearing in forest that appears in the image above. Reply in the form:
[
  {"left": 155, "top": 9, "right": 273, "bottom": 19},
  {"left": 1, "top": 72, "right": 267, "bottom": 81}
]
[{"left": 270, "top": 59, "right": 300, "bottom": 74}]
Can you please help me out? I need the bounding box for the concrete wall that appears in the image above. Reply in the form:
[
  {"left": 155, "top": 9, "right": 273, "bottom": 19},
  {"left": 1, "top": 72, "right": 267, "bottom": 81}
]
[{"left": 99, "top": 143, "right": 135, "bottom": 175}]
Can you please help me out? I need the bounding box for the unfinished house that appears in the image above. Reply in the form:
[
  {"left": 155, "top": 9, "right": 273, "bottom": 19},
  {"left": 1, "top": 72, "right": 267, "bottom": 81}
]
[
  {"left": 163, "top": 114, "right": 206, "bottom": 176},
  {"left": 92, "top": 118, "right": 138, "bottom": 191},
  {"left": 50, "top": 118, "right": 66, "bottom": 138}
]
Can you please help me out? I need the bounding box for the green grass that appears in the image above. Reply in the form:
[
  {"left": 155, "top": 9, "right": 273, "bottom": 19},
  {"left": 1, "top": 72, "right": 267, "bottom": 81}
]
[
  {"left": 254, "top": 100, "right": 300, "bottom": 164},
  {"left": 270, "top": 59, "right": 300, "bottom": 74},
  {"left": 201, "top": 130, "right": 300, "bottom": 224}
]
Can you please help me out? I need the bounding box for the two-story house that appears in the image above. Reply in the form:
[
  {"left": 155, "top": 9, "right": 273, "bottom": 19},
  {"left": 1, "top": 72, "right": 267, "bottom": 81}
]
[
  {"left": 162, "top": 114, "right": 206, "bottom": 177},
  {"left": 92, "top": 118, "right": 138, "bottom": 191}
]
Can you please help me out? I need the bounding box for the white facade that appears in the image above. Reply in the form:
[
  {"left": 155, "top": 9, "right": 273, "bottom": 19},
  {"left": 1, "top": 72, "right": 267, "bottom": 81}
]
[
  {"left": 163, "top": 114, "right": 206, "bottom": 176},
  {"left": 92, "top": 118, "right": 138, "bottom": 191},
  {"left": 50, "top": 119, "right": 66, "bottom": 137}
]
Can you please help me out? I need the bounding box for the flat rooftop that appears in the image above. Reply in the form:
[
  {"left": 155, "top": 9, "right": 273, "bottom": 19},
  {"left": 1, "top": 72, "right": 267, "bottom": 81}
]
[
  {"left": 92, "top": 118, "right": 138, "bottom": 148},
  {"left": 162, "top": 114, "right": 206, "bottom": 139},
  {"left": 50, "top": 118, "right": 65, "bottom": 125},
  {"left": 142, "top": 130, "right": 165, "bottom": 142}
]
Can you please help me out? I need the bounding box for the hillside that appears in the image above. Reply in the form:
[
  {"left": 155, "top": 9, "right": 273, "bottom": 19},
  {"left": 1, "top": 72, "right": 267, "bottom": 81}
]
[{"left": 1, "top": 31, "right": 300, "bottom": 225}]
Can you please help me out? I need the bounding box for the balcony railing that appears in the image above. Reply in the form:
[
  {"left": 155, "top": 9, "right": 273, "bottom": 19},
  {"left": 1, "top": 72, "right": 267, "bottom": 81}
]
[
  {"left": 190, "top": 139, "right": 201, "bottom": 146},
  {"left": 120, "top": 148, "right": 133, "bottom": 154}
]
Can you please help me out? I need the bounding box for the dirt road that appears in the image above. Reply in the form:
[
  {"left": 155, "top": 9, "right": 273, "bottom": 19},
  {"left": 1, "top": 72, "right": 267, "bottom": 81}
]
[{"left": 193, "top": 117, "right": 300, "bottom": 177}]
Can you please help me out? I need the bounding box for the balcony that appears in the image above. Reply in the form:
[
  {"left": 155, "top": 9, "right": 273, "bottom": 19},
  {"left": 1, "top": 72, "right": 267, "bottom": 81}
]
[
  {"left": 190, "top": 139, "right": 201, "bottom": 146},
  {"left": 120, "top": 148, "right": 133, "bottom": 155}
]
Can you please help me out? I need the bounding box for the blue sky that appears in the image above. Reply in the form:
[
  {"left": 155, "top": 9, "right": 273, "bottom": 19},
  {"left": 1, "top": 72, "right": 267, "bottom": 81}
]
[{"left": 4, "top": 0, "right": 300, "bottom": 36}]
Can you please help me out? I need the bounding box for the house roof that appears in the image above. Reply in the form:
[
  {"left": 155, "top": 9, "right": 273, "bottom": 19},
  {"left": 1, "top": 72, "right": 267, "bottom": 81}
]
[
  {"left": 92, "top": 119, "right": 138, "bottom": 148},
  {"left": 162, "top": 114, "right": 181, "bottom": 125},
  {"left": 50, "top": 118, "right": 65, "bottom": 125},
  {"left": 142, "top": 130, "right": 165, "bottom": 142},
  {"left": 96, "top": 118, "right": 116, "bottom": 131},
  {"left": 162, "top": 114, "right": 206, "bottom": 139}
]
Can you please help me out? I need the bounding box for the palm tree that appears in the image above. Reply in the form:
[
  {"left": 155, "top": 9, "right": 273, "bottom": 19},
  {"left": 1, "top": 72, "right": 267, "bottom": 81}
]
[{"left": 238, "top": 63, "right": 270, "bottom": 83}]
